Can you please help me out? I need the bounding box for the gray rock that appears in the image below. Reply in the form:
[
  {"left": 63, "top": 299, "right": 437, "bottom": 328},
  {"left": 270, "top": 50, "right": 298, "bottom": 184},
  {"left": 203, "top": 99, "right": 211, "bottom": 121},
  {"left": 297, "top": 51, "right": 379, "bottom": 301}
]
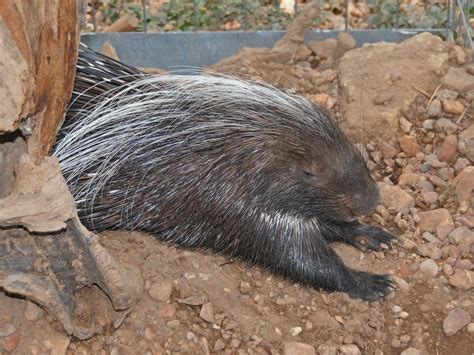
[
  {"left": 443, "top": 308, "right": 471, "bottom": 336},
  {"left": 283, "top": 342, "right": 316, "bottom": 355},
  {"left": 419, "top": 258, "right": 438, "bottom": 278},
  {"left": 378, "top": 183, "right": 415, "bottom": 213},
  {"left": 339, "top": 344, "right": 362, "bottom": 355},
  {"left": 448, "top": 226, "right": 473, "bottom": 245},
  {"left": 427, "top": 99, "right": 442, "bottom": 117},
  {"left": 448, "top": 270, "right": 474, "bottom": 290}
]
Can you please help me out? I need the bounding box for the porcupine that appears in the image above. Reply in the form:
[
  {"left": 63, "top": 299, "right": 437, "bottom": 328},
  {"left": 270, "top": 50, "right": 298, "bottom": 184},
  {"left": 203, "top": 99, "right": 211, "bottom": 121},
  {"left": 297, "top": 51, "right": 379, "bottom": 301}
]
[{"left": 54, "top": 46, "right": 396, "bottom": 301}]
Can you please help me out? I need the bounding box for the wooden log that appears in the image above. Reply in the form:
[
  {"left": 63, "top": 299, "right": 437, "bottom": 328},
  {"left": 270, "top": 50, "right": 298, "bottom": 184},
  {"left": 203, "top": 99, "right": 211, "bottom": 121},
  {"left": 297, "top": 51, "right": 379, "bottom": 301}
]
[{"left": 0, "top": 0, "right": 79, "bottom": 160}]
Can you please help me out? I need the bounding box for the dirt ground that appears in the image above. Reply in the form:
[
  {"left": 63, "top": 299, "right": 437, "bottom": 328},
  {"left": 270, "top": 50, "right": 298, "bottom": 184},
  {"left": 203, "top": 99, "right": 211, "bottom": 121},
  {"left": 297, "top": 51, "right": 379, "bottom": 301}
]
[{"left": 1, "top": 9, "right": 473, "bottom": 355}]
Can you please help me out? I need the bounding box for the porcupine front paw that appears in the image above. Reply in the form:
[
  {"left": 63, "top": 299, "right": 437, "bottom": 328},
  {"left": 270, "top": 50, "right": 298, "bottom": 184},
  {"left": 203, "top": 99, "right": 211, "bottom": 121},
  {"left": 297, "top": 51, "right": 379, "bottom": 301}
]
[
  {"left": 344, "top": 270, "right": 394, "bottom": 301},
  {"left": 352, "top": 224, "right": 396, "bottom": 251}
]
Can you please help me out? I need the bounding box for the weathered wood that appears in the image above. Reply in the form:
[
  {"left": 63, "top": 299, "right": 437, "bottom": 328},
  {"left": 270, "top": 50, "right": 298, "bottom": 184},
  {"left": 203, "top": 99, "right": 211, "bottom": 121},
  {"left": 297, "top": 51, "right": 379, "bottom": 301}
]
[
  {"left": 0, "top": 0, "right": 79, "bottom": 159},
  {"left": 0, "top": 0, "right": 143, "bottom": 339}
]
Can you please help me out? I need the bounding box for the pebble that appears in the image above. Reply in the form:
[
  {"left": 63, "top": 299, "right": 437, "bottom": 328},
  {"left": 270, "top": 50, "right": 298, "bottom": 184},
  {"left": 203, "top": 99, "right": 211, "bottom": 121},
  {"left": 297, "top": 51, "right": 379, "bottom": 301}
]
[
  {"left": 0, "top": 323, "right": 16, "bottom": 338},
  {"left": 399, "top": 311, "right": 409, "bottom": 319},
  {"left": 454, "top": 158, "right": 470, "bottom": 173},
  {"left": 418, "top": 209, "right": 453, "bottom": 232},
  {"left": 442, "top": 99, "right": 464, "bottom": 115},
  {"left": 400, "top": 348, "right": 424, "bottom": 355},
  {"left": 421, "top": 191, "right": 438, "bottom": 204},
  {"left": 436, "top": 224, "right": 455, "bottom": 241},
  {"left": 3, "top": 333, "right": 21, "bottom": 352},
  {"left": 437, "top": 89, "right": 458, "bottom": 101},
  {"left": 443, "top": 308, "right": 471, "bottom": 336},
  {"left": 437, "top": 134, "right": 457, "bottom": 162},
  {"left": 373, "top": 91, "right": 394, "bottom": 105},
  {"left": 436, "top": 118, "right": 458, "bottom": 134},
  {"left": 200, "top": 303, "right": 215, "bottom": 323},
  {"left": 422, "top": 119, "right": 434, "bottom": 130},
  {"left": 148, "top": 279, "right": 173, "bottom": 302},
  {"left": 427, "top": 99, "right": 442, "bottom": 117},
  {"left": 448, "top": 270, "right": 474, "bottom": 290},
  {"left": 229, "top": 338, "right": 241, "bottom": 348},
  {"left": 24, "top": 301, "right": 45, "bottom": 322},
  {"left": 419, "top": 258, "right": 438, "bottom": 278},
  {"left": 467, "top": 323, "right": 474, "bottom": 334},
  {"left": 289, "top": 326, "right": 303, "bottom": 336},
  {"left": 339, "top": 344, "right": 362, "bottom": 355},
  {"left": 399, "top": 117, "right": 412, "bottom": 133},
  {"left": 399, "top": 135, "right": 421, "bottom": 156},
  {"left": 448, "top": 226, "right": 471, "bottom": 245},
  {"left": 213, "top": 339, "right": 225, "bottom": 351},
  {"left": 392, "top": 305, "right": 402, "bottom": 313},
  {"left": 378, "top": 183, "right": 415, "bottom": 213},
  {"left": 283, "top": 342, "right": 316, "bottom": 355}
]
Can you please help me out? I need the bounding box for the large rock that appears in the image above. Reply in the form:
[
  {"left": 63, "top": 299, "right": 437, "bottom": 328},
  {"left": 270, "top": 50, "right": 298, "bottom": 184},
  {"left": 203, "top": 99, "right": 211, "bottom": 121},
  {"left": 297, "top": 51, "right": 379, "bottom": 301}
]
[
  {"left": 442, "top": 67, "right": 474, "bottom": 93},
  {"left": 338, "top": 33, "right": 450, "bottom": 142}
]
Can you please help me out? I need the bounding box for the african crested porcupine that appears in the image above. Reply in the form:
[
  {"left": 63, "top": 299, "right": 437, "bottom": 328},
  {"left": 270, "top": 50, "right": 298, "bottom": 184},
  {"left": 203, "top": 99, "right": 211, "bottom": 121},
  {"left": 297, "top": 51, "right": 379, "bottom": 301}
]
[{"left": 54, "top": 46, "right": 395, "bottom": 301}]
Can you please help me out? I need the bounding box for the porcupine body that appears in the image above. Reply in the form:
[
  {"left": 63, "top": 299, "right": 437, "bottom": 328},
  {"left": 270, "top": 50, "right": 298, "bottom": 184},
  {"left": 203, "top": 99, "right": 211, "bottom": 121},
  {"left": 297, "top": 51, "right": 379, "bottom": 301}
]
[{"left": 54, "top": 46, "right": 395, "bottom": 301}]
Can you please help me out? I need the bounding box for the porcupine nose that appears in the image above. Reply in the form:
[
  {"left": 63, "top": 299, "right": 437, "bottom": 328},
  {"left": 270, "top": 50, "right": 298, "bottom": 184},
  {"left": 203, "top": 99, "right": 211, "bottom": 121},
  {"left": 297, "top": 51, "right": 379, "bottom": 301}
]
[{"left": 352, "top": 183, "right": 380, "bottom": 216}]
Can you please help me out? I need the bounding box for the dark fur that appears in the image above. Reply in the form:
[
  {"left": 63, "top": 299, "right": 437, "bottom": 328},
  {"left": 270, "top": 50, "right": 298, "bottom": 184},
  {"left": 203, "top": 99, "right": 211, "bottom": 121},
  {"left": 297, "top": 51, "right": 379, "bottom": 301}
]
[{"left": 55, "top": 46, "right": 395, "bottom": 301}]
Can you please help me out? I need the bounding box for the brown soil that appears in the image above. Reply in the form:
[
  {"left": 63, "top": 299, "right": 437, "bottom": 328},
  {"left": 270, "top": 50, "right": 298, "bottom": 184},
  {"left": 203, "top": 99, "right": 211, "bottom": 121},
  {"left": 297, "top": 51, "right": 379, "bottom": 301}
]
[{"left": 1, "top": 7, "right": 473, "bottom": 355}]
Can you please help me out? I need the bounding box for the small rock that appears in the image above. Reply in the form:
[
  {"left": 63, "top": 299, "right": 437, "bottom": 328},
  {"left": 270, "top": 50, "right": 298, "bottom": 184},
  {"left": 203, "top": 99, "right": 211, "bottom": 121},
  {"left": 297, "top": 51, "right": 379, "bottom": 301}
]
[
  {"left": 454, "top": 158, "right": 470, "bottom": 173},
  {"left": 382, "top": 142, "right": 398, "bottom": 159},
  {"left": 401, "top": 348, "right": 424, "bottom": 355},
  {"left": 214, "top": 339, "right": 226, "bottom": 351},
  {"left": 283, "top": 342, "right": 316, "bottom": 355},
  {"left": 436, "top": 224, "right": 455, "bottom": 241},
  {"left": 148, "top": 279, "right": 173, "bottom": 302},
  {"left": 229, "top": 338, "right": 241, "bottom": 348},
  {"left": 453, "top": 166, "right": 474, "bottom": 212},
  {"left": 200, "top": 303, "right": 215, "bottom": 323},
  {"left": 423, "top": 119, "right": 435, "bottom": 130},
  {"left": 448, "top": 270, "right": 474, "bottom": 290},
  {"left": 418, "top": 209, "right": 453, "bottom": 232},
  {"left": 0, "top": 322, "right": 15, "bottom": 338},
  {"left": 421, "top": 191, "right": 438, "bottom": 204},
  {"left": 400, "top": 311, "right": 409, "bottom": 319},
  {"left": 399, "top": 135, "right": 420, "bottom": 156},
  {"left": 339, "top": 344, "right": 362, "bottom": 355},
  {"left": 3, "top": 333, "right": 21, "bottom": 352},
  {"left": 290, "top": 326, "right": 303, "bottom": 336},
  {"left": 398, "top": 173, "right": 423, "bottom": 187},
  {"left": 378, "top": 183, "right": 415, "bottom": 213},
  {"left": 24, "top": 301, "right": 45, "bottom": 322},
  {"left": 239, "top": 281, "right": 251, "bottom": 294},
  {"left": 467, "top": 323, "right": 474, "bottom": 334},
  {"left": 399, "top": 117, "right": 412, "bottom": 133},
  {"left": 373, "top": 91, "right": 394, "bottom": 105},
  {"left": 448, "top": 226, "right": 472, "bottom": 245},
  {"left": 312, "top": 94, "right": 335, "bottom": 110},
  {"left": 186, "top": 331, "right": 196, "bottom": 340},
  {"left": 437, "top": 135, "right": 457, "bottom": 162},
  {"left": 442, "top": 100, "right": 464, "bottom": 115},
  {"left": 443, "top": 308, "right": 471, "bottom": 336},
  {"left": 390, "top": 70, "right": 401, "bottom": 82},
  {"left": 437, "top": 89, "right": 458, "bottom": 101},
  {"left": 427, "top": 99, "right": 442, "bottom": 117},
  {"left": 436, "top": 118, "right": 458, "bottom": 134},
  {"left": 419, "top": 258, "right": 438, "bottom": 278}
]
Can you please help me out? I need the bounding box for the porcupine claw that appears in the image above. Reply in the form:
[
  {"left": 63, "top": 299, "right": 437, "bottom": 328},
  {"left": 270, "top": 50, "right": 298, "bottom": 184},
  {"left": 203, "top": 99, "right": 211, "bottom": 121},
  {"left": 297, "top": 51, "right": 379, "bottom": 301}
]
[{"left": 353, "top": 225, "right": 397, "bottom": 251}]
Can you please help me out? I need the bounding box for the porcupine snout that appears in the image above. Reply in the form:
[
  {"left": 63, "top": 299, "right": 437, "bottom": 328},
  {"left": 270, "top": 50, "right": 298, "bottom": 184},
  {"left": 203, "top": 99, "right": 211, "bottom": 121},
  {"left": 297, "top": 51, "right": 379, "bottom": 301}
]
[{"left": 351, "top": 180, "right": 380, "bottom": 216}]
